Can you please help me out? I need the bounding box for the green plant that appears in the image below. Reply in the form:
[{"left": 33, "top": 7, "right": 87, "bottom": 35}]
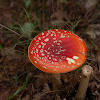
[{"left": 8, "top": 73, "right": 29, "bottom": 100}]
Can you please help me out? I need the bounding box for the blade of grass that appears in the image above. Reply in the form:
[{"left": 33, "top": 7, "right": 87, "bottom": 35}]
[
  {"left": 8, "top": 73, "right": 29, "bottom": 100},
  {"left": 0, "top": 44, "right": 3, "bottom": 49},
  {"left": 6, "top": 39, "right": 31, "bottom": 59},
  {"left": 15, "top": 75, "right": 19, "bottom": 85},
  {"left": 74, "top": 19, "right": 81, "bottom": 28},
  {"left": 89, "top": 39, "right": 100, "bottom": 51},
  {"left": 71, "top": 19, "right": 81, "bottom": 33}
]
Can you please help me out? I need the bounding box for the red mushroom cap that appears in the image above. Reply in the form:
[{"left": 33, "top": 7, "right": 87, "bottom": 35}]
[{"left": 28, "top": 29, "right": 87, "bottom": 73}]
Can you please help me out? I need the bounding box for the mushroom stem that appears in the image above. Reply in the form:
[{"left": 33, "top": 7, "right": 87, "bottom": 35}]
[
  {"left": 51, "top": 73, "right": 61, "bottom": 90},
  {"left": 75, "top": 65, "right": 93, "bottom": 100}
]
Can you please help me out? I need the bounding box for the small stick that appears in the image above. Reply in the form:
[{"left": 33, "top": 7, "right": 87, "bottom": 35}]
[{"left": 75, "top": 65, "right": 93, "bottom": 100}]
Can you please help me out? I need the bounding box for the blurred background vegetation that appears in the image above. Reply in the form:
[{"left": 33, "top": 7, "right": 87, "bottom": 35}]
[{"left": 0, "top": 0, "right": 100, "bottom": 100}]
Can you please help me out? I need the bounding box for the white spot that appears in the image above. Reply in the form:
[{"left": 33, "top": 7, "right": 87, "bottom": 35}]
[
  {"left": 38, "top": 37, "right": 41, "bottom": 40},
  {"left": 51, "top": 34, "right": 53, "bottom": 36},
  {"left": 56, "top": 66, "right": 58, "bottom": 68},
  {"left": 52, "top": 62, "right": 54, "bottom": 64},
  {"left": 36, "top": 49, "right": 38, "bottom": 53},
  {"left": 49, "top": 57, "right": 51, "bottom": 59},
  {"left": 47, "top": 52, "right": 50, "bottom": 54},
  {"left": 48, "top": 47, "right": 50, "bottom": 50},
  {"left": 41, "top": 53, "right": 45, "bottom": 56},
  {"left": 54, "top": 40, "right": 57, "bottom": 43},
  {"left": 34, "top": 61, "right": 37, "bottom": 64},
  {"left": 54, "top": 34, "right": 56, "bottom": 37},
  {"left": 58, "top": 40, "right": 62, "bottom": 43},
  {"left": 41, "top": 42, "right": 46, "bottom": 46},
  {"left": 56, "top": 29, "right": 58, "bottom": 31},
  {"left": 77, "top": 63, "right": 81, "bottom": 65},
  {"left": 42, "top": 46, "right": 44, "bottom": 48},
  {"left": 34, "top": 56, "right": 36, "bottom": 58},
  {"left": 52, "top": 31, "right": 56, "bottom": 34},
  {"left": 38, "top": 45, "right": 41, "bottom": 48},
  {"left": 36, "top": 43, "right": 39, "bottom": 45},
  {"left": 61, "top": 49, "right": 66, "bottom": 52},
  {"left": 58, "top": 31, "right": 61, "bottom": 33},
  {"left": 40, "top": 61, "right": 43, "bottom": 64},
  {"left": 57, "top": 43, "right": 60, "bottom": 45},
  {"left": 59, "top": 59, "right": 62, "bottom": 62},
  {"left": 68, "top": 35, "right": 69, "bottom": 38},
  {"left": 60, "top": 35, "right": 65, "bottom": 38},
  {"left": 79, "top": 37, "right": 83, "bottom": 41},
  {"left": 39, "top": 56, "right": 41, "bottom": 59},
  {"left": 36, "top": 58, "right": 39, "bottom": 61},
  {"left": 46, "top": 31, "right": 51, "bottom": 36},
  {"left": 55, "top": 62, "right": 58, "bottom": 65},
  {"left": 48, "top": 60, "right": 51, "bottom": 62},
  {"left": 44, "top": 38, "right": 49, "bottom": 42},
  {"left": 55, "top": 52, "right": 60, "bottom": 54},
  {"left": 72, "top": 65, "right": 74, "bottom": 68},
  {"left": 56, "top": 49, "right": 58, "bottom": 51},
  {"left": 47, "top": 55, "right": 49, "bottom": 57},
  {"left": 53, "top": 50, "right": 55, "bottom": 52},
  {"left": 53, "top": 38, "right": 56, "bottom": 40},
  {"left": 66, "top": 57, "right": 75, "bottom": 64},
  {"left": 73, "top": 56, "right": 79, "bottom": 59},
  {"left": 67, "top": 66, "right": 70, "bottom": 68},
  {"left": 37, "top": 54, "right": 39, "bottom": 57},
  {"left": 61, "top": 56, "right": 66, "bottom": 59},
  {"left": 31, "top": 50, "right": 33, "bottom": 54},
  {"left": 32, "top": 47, "right": 35, "bottom": 49},
  {"left": 40, "top": 49, "right": 43, "bottom": 53},
  {"left": 42, "top": 32, "right": 44, "bottom": 35},
  {"left": 36, "top": 40, "right": 39, "bottom": 42},
  {"left": 52, "top": 45, "right": 54, "bottom": 47},
  {"left": 68, "top": 60, "right": 71, "bottom": 64},
  {"left": 43, "top": 66, "right": 46, "bottom": 69},
  {"left": 51, "top": 55, "right": 54, "bottom": 57},
  {"left": 82, "top": 52, "right": 85, "bottom": 55},
  {"left": 53, "top": 58, "right": 57, "bottom": 61},
  {"left": 44, "top": 50, "right": 47, "bottom": 53},
  {"left": 54, "top": 69, "right": 57, "bottom": 71},
  {"left": 42, "top": 36, "right": 45, "bottom": 38},
  {"left": 42, "top": 57, "right": 44, "bottom": 60}
]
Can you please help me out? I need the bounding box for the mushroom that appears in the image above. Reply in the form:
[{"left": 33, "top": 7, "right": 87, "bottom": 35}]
[
  {"left": 28, "top": 29, "right": 87, "bottom": 90},
  {"left": 75, "top": 65, "right": 93, "bottom": 100}
]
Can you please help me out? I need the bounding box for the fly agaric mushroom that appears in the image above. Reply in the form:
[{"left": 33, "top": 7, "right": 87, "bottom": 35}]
[
  {"left": 28, "top": 29, "right": 87, "bottom": 90},
  {"left": 28, "top": 29, "right": 87, "bottom": 73}
]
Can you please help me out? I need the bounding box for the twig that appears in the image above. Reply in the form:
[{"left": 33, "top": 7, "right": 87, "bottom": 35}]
[{"left": 0, "top": 24, "right": 20, "bottom": 35}]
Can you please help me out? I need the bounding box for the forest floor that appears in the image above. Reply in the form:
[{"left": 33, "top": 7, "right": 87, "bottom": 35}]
[{"left": 0, "top": 0, "right": 100, "bottom": 100}]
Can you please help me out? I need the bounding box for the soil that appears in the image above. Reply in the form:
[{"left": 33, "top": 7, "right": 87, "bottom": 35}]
[{"left": 0, "top": 0, "right": 100, "bottom": 100}]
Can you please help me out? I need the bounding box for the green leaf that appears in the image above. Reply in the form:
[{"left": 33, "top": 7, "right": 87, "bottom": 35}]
[
  {"left": 21, "top": 22, "right": 33, "bottom": 38},
  {"left": 0, "top": 44, "right": 3, "bottom": 49},
  {"left": 74, "top": 19, "right": 81, "bottom": 28},
  {"left": 23, "top": 0, "right": 31, "bottom": 8},
  {"left": 8, "top": 73, "right": 29, "bottom": 100},
  {"left": 15, "top": 75, "right": 19, "bottom": 85}
]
